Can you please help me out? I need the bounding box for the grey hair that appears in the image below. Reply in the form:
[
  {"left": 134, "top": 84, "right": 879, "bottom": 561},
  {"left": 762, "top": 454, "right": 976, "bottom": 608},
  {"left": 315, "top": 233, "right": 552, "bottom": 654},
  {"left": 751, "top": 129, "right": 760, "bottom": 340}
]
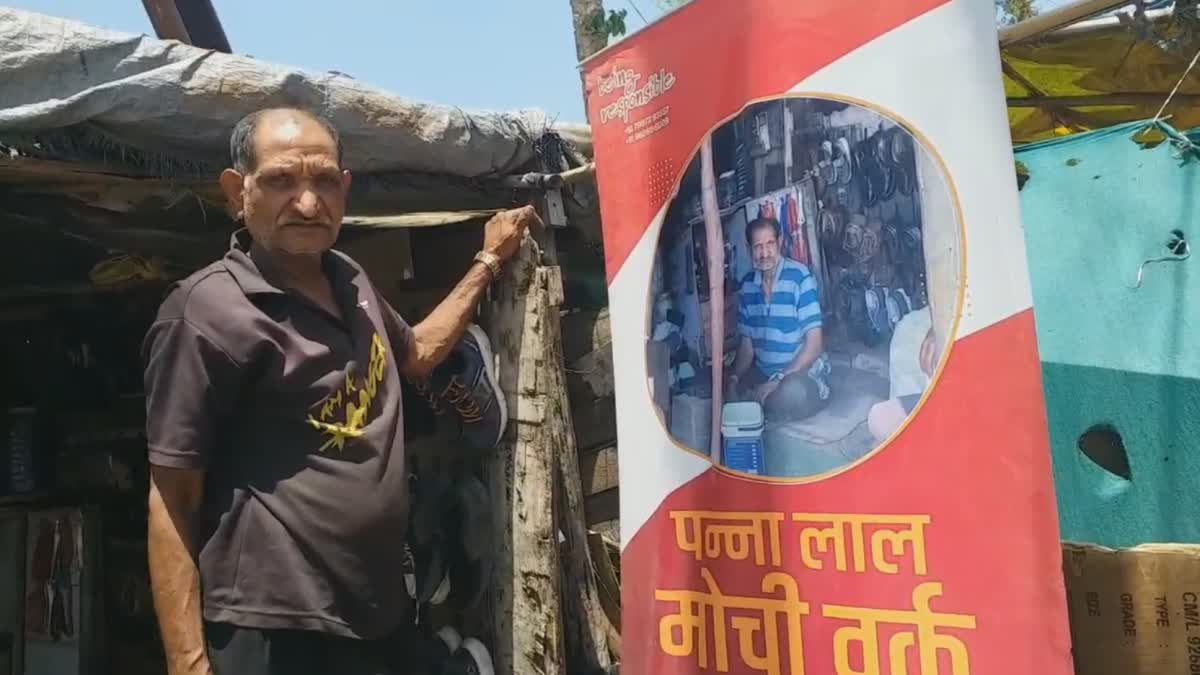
[
  {"left": 745, "top": 216, "right": 782, "bottom": 246},
  {"left": 229, "top": 108, "right": 344, "bottom": 173}
]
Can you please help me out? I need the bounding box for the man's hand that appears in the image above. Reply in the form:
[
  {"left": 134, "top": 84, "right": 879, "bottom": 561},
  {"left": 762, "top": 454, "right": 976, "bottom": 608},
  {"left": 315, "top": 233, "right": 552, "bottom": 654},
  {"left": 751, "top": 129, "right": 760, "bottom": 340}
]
[
  {"left": 404, "top": 206, "right": 542, "bottom": 377},
  {"left": 483, "top": 206, "right": 541, "bottom": 262},
  {"left": 755, "top": 380, "right": 780, "bottom": 404}
]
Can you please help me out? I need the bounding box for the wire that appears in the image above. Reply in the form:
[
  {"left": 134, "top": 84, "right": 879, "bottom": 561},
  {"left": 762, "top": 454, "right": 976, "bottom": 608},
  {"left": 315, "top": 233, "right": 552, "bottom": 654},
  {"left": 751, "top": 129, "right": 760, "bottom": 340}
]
[
  {"left": 625, "top": 0, "right": 649, "bottom": 24},
  {"left": 1152, "top": 43, "right": 1200, "bottom": 123}
]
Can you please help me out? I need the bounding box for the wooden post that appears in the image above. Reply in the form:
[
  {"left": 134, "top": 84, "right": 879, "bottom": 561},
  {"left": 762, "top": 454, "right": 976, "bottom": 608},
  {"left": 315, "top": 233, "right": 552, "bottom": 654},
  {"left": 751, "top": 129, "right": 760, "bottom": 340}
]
[
  {"left": 141, "top": 0, "right": 191, "bottom": 44},
  {"left": 481, "top": 231, "right": 615, "bottom": 673},
  {"left": 482, "top": 238, "right": 563, "bottom": 675},
  {"left": 1007, "top": 93, "right": 1200, "bottom": 108},
  {"left": 997, "top": 0, "right": 1130, "bottom": 46},
  {"left": 700, "top": 136, "right": 725, "bottom": 460}
]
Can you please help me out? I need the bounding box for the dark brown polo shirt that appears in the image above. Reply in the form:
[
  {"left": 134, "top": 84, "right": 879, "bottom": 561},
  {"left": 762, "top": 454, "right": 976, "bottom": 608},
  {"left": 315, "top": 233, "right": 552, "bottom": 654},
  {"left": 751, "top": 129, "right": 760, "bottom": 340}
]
[{"left": 143, "top": 231, "right": 414, "bottom": 639}]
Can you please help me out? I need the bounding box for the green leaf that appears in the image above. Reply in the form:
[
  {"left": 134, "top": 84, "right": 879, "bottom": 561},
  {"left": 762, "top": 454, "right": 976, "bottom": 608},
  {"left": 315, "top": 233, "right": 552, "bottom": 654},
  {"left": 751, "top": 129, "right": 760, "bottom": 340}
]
[
  {"left": 587, "top": 8, "right": 608, "bottom": 35},
  {"left": 607, "top": 9, "right": 628, "bottom": 37}
]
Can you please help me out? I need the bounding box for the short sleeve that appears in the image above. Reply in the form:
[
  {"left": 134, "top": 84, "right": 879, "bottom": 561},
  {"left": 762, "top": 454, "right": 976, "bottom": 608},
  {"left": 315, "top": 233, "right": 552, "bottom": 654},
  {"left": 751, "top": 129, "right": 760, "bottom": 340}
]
[
  {"left": 795, "top": 272, "right": 823, "bottom": 334},
  {"left": 372, "top": 286, "right": 416, "bottom": 367},
  {"left": 142, "top": 319, "right": 242, "bottom": 470}
]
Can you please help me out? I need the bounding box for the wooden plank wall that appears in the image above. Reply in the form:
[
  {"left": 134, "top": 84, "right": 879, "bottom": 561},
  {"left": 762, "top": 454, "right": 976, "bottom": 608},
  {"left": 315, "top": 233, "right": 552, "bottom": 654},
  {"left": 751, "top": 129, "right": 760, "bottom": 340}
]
[{"left": 562, "top": 308, "right": 619, "bottom": 535}]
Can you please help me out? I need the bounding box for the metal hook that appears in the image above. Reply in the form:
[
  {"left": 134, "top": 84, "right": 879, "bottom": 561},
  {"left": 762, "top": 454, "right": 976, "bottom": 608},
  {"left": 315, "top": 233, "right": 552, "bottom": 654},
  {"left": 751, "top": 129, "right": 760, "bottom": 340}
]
[{"left": 1130, "top": 230, "right": 1190, "bottom": 289}]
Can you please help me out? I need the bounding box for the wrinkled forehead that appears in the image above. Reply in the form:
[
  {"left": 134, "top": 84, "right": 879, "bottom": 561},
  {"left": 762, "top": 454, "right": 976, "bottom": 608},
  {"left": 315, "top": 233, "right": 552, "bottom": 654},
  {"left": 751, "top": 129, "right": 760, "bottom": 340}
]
[
  {"left": 253, "top": 112, "right": 340, "bottom": 170},
  {"left": 751, "top": 227, "right": 779, "bottom": 246}
]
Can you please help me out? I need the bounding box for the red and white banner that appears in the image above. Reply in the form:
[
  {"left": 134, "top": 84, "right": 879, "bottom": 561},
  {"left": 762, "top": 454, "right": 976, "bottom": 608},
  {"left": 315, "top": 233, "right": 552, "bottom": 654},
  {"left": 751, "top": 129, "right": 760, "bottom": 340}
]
[{"left": 583, "top": 1, "right": 1072, "bottom": 674}]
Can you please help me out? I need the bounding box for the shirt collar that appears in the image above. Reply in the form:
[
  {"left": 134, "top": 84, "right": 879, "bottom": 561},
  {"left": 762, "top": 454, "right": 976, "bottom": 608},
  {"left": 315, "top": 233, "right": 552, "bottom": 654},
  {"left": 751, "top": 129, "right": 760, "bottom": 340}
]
[
  {"left": 224, "top": 229, "right": 285, "bottom": 296},
  {"left": 223, "top": 229, "right": 359, "bottom": 297},
  {"left": 754, "top": 257, "right": 789, "bottom": 288}
]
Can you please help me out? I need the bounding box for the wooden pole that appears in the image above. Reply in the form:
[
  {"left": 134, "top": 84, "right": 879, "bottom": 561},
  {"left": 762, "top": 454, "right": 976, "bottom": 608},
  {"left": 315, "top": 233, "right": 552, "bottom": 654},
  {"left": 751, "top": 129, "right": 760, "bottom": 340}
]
[
  {"left": 482, "top": 238, "right": 564, "bottom": 675},
  {"left": 141, "top": 0, "right": 191, "bottom": 44},
  {"left": 141, "top": 0, "right": 231, "bottom": 52},
  {"left": 700, "top": 136, "right": 724, "bottom": 460},
  {"left": 480, "top": 232, "right": 614, "bottom": 673},
  {"left": 173, "top": 0, "right": 232, "bottom": 52},
  {"left": 1007, "top": 93, "right": 1200, "bottom": 107},
  {"left": 998, "top": 0, "right": 1132, "bottom": 47},
  {"left": 1001, "top": 59, "right": 1090, "bottom": 132}
]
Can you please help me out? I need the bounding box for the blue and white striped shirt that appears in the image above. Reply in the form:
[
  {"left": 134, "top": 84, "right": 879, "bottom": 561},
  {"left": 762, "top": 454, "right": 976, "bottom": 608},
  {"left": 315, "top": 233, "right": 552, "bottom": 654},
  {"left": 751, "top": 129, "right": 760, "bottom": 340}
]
[{"left": 737, "top": 258, "right": 831, "bottom": 397}]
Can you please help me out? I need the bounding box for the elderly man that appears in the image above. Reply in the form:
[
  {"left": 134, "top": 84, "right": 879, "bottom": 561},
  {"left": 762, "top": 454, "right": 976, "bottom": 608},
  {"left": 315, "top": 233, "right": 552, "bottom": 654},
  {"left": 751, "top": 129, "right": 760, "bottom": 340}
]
[
  {"left": 728, "top": 216, "right": 831, "bottom": 422},
  {"left": 142, "top": 107, "right": 538, "bottom": 675}
]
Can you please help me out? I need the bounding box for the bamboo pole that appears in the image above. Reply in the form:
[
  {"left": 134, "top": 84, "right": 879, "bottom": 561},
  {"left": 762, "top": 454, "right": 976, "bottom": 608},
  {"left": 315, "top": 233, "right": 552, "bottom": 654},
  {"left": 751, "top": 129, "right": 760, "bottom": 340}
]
[
  {"left": 700, "top": 136, "right": 725, "bottom": 461},
  {"left": 998, "top": 0, "right": 1133, "bottom": 47},
  {"left": 1008, "top": 93, "right": 1200, "bottom": 107}
]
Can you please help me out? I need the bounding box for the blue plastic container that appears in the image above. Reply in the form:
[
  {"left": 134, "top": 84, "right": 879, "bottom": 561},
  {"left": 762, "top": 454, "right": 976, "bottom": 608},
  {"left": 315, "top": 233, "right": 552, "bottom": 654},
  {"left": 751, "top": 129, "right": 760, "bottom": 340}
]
[{"left": 721, "top": 401, "right": 765, "bottom": 475}]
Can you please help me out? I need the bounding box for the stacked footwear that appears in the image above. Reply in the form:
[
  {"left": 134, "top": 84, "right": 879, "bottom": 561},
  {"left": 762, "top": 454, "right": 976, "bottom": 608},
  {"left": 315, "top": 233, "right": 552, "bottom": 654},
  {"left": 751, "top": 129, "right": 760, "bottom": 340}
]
[
  {"left": 411, "top": 324, "right": 508, "bottom": 452},
  {"left": 406, "top": 472, "right": 493, "bottom": 612},
  {"left": 407, "top": 472, "right": 454, "bottom": 607},
  {"left": 429, "top": 626, "right": 494, "bottom": 675},
  {"left": 445, "top": 475, "right": 492, "bottom": 610},
  {"left": 405, "top": 325, "right": 503, "bottom": 675}
]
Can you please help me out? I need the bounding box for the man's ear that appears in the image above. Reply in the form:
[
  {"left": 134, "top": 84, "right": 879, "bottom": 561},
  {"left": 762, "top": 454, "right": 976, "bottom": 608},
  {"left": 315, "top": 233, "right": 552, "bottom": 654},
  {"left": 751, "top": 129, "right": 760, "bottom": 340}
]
[
  {"left": 341, "top": 169, "right": 353, "bottom": 197},
  {"left": 219, "top": 168, "right": 246, "bottom": 218}
]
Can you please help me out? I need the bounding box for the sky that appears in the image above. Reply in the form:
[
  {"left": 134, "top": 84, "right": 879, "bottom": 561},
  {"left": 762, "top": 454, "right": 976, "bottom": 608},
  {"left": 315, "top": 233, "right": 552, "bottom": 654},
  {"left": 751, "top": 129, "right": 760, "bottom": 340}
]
[
  {"left": 4, "top": 0, "right": 1080, "bottom": 123},
  {"left": 3, "top": 0, "right": 674, "bottom": 122}
]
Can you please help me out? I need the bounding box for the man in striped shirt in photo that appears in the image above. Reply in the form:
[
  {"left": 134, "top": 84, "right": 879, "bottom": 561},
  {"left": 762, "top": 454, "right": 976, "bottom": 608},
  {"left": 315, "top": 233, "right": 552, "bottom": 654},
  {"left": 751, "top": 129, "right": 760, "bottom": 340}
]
[{"left": 727, "top": 216, "right": 832, "bottom": 422}]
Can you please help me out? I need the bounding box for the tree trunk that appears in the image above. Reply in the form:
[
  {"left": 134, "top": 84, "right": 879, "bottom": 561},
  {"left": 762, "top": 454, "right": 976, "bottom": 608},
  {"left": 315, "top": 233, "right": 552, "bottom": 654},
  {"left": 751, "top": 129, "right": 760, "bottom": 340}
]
[
  {"left": 569, "top": 0, "right": 609, "bottom": 64},
  {"left": 569, "top": 0, "right": 609, "bottom": 122}
]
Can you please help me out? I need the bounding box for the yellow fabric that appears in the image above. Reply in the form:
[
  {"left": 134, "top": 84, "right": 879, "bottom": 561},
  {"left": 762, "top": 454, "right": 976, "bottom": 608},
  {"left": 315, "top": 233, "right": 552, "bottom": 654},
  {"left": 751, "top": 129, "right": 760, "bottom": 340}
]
[
  {"left": 1004, "top": 20, "right": 1200, "bottom": 143},
  {"left": 89, "top": 254, "right": 167, "bottom": 287}
]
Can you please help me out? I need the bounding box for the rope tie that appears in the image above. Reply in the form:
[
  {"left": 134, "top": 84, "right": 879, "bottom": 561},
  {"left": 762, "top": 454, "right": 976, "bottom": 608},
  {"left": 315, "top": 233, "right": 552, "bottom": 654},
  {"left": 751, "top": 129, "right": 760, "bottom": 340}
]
[{"left": 1152, "top": 44, "right": 1200, "bottom": 124}]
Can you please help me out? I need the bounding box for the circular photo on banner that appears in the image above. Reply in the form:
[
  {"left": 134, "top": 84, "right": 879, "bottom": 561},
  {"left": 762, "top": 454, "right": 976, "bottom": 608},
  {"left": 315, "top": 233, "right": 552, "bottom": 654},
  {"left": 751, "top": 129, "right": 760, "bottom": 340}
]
[{"left": 646, "top": 96, "right": 963, "bottom": 480}]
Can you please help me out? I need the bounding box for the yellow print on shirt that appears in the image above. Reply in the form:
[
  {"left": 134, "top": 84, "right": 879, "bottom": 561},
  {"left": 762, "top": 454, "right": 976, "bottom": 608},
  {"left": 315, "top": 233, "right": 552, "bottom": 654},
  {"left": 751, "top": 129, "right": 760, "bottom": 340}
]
[{"left": 306, "top": 332, "right": 388, "bottom": 453}]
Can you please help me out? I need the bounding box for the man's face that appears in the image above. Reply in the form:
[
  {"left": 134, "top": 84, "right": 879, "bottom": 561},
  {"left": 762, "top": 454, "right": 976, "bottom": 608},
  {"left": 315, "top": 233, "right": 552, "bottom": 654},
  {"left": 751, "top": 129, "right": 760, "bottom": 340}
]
[
  {"left": 221, "top": 111, "right": 352, "bottom": 256},
  {"left": 750, "top": 226, "right": 781, "bottom": 272}
]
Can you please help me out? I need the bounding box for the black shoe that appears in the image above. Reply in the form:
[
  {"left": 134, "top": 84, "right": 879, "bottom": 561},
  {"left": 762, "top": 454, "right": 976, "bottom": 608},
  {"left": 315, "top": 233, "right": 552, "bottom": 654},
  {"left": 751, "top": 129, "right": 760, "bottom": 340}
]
[
  {"left": 433, "top": 626, "right": 462, "bottom": 658},
  {"left": 403, "top": 541, "right": 451, "bottom": 606},
  {"left": 445, "top": 475, "right": 492, "bottom": 611},
  {"left": 409, "top": 474, "right": 455, "bottom": 605},
  {"left": 418, "top": 324, "right": 508, "bottom": 451},
  {"left": 444, "top": 637, "right": 494, "bottom": 675},
  {"left": 421, "top": 626, "right": 464, "bottom": 675}
]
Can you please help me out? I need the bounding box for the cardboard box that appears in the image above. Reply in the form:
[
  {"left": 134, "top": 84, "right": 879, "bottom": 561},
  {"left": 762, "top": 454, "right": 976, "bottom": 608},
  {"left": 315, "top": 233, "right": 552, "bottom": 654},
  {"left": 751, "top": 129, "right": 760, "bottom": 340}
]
[{"left": 1063, "top": 541, "right": 1200, "bottom": 675}]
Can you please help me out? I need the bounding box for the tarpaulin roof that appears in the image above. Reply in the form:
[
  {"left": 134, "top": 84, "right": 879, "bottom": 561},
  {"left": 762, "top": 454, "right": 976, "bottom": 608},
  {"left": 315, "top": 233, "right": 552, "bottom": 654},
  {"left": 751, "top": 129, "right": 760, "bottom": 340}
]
[
  {"left": 0, "top": 7, "right": 590, "bottom": 178},
  {"left": 1005, "top": 6, "right": 1200, "bottom": 143}
]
